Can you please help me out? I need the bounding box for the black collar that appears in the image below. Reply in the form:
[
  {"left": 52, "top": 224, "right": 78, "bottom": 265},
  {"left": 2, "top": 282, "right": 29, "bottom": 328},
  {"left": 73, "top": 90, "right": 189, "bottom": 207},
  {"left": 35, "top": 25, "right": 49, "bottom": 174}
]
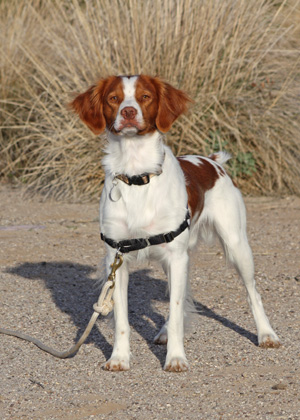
[
  {"left": 115, "top": 170, "right": 162, "bottom": 186},
  {"left": 115, "top": 152, "right": 165, "bottom": 186},
  {"left": 101, "top": 211, "right": 190, "bottom": 254}
]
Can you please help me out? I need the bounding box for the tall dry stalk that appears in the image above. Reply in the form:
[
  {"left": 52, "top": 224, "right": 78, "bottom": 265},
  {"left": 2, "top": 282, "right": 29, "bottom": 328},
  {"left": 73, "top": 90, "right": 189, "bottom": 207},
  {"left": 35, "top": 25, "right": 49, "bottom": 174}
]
[{"left": 1, "top": 0, "right": 300, "bottom": 200}]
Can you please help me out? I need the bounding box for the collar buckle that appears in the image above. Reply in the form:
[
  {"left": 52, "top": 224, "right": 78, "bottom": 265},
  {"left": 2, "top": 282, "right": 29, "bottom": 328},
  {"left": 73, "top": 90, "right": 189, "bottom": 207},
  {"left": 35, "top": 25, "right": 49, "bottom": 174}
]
[{"left": 115, "top": 171, "right": 160, "bottom": 186}]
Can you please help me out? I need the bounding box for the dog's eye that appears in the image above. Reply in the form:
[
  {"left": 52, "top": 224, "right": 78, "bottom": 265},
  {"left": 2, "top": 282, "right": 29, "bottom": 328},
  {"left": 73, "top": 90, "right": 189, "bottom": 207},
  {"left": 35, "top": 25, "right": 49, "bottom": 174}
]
[
  {"left": 109, "top": 95, "right": 118, "bottom": 102},
  {"left": 141, "top": 94, "right": 151, "bottom": 101}
]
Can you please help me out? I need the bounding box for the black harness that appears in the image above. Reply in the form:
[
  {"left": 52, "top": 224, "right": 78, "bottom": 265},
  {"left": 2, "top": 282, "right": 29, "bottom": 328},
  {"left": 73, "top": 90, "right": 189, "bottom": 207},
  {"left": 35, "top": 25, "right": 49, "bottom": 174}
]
[
  {"left": 101, "top": 211, "right": 190, "bottom": 254},
  {"left": 101, "top": 163, "right": 190, "bottom": 254}
]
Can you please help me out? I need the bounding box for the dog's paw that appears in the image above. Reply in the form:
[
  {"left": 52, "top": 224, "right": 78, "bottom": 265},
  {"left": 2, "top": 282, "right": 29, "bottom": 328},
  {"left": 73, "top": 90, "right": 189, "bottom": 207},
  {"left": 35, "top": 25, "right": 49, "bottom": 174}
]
[
  {"left": 104, "top": 357, "right": 130, "bottom": 371},
  {"left": 154, "top": 331, "right": 168, "bottom": 345},
  {"left": 259, "top": 333, "right": 281, "bottom": 349},
  {"left": 164, "top": 357, "right": 189, "bottom": 372}
]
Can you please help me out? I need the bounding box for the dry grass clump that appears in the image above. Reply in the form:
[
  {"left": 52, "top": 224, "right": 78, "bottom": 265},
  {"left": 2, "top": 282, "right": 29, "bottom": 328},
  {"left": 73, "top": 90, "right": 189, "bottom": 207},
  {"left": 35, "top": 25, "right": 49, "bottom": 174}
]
[{"left": 1, "top": 0, "right": 300, "bottom": 200}]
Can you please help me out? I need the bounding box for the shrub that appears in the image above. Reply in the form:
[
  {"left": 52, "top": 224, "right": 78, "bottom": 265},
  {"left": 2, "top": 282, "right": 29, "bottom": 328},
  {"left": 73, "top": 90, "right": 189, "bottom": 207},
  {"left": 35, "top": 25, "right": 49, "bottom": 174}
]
[{"left": 1, "top": 0, "right": 300, "bottom": 200}]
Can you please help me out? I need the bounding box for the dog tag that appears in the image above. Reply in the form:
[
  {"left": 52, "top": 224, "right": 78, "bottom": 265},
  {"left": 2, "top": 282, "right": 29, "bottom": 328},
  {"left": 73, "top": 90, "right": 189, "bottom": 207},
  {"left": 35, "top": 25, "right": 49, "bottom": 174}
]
[{"left": 109, "top": 180, "right": 121, "bottom": 202}]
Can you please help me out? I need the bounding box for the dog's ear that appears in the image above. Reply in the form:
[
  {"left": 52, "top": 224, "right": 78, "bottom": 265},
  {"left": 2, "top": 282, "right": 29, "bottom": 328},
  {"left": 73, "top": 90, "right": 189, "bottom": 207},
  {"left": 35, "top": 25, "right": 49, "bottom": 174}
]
[
  {"left": 155, "top": 79, "right": 193, "bottom": 133},
  {"left": 70, "top": 78, "right": 112, "bottom": 134}
]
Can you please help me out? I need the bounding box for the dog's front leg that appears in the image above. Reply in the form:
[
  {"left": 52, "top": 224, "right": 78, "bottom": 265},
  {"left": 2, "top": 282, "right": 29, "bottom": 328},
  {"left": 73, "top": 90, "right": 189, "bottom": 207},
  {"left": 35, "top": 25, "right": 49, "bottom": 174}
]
[
  {"left": 164, "top": 251, "right": 189, "bottom": 372},
  {"left": 104, "top": 254, "right": 130, "bottom": 371}
]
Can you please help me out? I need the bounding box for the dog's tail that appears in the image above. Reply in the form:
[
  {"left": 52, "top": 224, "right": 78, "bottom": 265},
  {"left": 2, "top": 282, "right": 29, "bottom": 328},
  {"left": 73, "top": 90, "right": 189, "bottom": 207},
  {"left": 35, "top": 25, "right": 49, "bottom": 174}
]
[{"left": 209, "top": 151, "right": 231, "bottom": 165}]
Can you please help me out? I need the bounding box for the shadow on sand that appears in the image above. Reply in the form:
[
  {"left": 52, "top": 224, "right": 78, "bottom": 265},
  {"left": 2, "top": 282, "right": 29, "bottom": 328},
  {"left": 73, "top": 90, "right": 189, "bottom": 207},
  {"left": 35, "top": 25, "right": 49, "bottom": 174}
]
[{"left": 7, "top": 261, "right": 258, "bottom": 366}]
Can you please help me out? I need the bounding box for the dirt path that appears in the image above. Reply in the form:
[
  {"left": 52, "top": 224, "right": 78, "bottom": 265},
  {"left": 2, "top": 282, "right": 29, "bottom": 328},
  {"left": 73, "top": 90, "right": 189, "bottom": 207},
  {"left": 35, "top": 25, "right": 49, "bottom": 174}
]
[{"left": 0, "top": 185, "right": 299, "bottom": 419}]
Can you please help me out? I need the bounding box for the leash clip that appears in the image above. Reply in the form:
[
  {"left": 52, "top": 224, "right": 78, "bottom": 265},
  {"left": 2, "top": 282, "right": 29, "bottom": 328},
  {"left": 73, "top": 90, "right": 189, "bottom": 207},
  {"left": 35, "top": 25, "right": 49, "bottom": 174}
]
[
  {"left": 93, "top": 251, "right": 124, "bottom": 316},
  {"left": 107, "top": 252, "right": 124, "bottom": 286}
]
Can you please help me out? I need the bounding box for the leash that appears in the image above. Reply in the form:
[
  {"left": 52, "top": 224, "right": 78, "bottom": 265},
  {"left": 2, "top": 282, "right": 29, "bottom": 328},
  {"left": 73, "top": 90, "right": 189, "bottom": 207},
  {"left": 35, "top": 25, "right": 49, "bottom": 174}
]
[
  {"left": 1, "top": 211, "right": 190, "bottom": 357},
  {"left": 0, "top": 252, "right": 123, "bottom": 358}
]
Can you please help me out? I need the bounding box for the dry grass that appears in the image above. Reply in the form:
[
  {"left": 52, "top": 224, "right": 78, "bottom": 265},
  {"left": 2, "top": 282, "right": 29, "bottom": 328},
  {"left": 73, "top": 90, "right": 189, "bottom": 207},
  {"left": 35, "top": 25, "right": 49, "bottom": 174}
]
[{"left": 1, "top": 0, "right": 300, "bottom": 200}]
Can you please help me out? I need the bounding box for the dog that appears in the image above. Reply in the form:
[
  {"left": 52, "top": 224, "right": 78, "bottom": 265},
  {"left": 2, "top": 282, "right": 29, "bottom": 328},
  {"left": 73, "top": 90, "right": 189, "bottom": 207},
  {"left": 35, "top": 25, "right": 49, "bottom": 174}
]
[{"left": 70, "top": 75, "right": 280, "bottom": 372}]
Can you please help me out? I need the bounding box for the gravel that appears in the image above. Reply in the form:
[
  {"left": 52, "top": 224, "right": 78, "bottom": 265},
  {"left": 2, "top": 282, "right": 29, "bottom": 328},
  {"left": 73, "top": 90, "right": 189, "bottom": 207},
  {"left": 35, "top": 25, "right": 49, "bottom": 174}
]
[{"left": 0, "top": 185, "right": 299, "bottom": 419}]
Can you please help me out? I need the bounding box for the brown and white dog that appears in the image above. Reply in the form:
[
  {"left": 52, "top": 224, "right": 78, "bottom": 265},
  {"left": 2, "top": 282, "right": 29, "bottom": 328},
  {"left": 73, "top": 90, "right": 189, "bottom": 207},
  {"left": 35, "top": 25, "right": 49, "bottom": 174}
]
[{"left": 71, "top": 75, "right": 280, "bottom": 372}]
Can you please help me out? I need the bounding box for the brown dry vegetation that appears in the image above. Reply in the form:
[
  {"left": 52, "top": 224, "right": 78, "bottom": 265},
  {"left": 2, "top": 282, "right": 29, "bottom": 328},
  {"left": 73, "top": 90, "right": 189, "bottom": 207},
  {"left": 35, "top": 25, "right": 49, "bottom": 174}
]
[{"left": 0, "top": 0, "right": 300, "bottom": 200}]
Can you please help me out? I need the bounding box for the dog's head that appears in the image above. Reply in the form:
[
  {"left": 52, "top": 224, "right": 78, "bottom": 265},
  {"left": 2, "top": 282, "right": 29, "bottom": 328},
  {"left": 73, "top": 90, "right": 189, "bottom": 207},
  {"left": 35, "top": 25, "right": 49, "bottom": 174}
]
[{"left": 70, "top": 75, "right": 192, "bottom": 136}]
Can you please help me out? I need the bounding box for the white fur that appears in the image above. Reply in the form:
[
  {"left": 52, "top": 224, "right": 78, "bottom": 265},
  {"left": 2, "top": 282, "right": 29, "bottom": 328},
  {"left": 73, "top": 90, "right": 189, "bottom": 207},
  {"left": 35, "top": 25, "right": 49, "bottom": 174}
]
[
  {"left": 100, "top": 77, "right": 280, "bottom": 372},
  {"left": 210, "top": 150, "right": 232, "bottom": 165},
  {"left": 114, "top": 76, "right": 144, "bottom": 135},
  {"left": 179, "top": 155, "right": 202, "bottom": 166}
]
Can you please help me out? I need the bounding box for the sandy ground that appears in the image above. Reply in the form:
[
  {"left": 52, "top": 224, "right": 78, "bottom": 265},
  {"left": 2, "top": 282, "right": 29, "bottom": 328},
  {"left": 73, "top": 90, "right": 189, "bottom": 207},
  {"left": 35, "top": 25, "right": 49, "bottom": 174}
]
[{"left": 0, "top": 184, "right": 300, "bottom": 420}]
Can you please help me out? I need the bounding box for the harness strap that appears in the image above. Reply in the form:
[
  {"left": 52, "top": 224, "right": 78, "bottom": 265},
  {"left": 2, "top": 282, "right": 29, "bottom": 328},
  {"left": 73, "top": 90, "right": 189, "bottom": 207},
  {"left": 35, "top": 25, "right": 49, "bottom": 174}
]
[{"left": 101, "top": 211, "right": 190, "bottom": 254}]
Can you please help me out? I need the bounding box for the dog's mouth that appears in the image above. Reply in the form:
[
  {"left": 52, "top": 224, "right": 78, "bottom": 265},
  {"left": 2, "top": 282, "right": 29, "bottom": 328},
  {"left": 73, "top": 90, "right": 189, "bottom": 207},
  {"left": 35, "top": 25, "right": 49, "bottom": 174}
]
[
  {"left": 123, "top": 120, "right": 138, "bottom": 126},
  {"left": 120, "top": 120, "right": 141, "bottom": 129},
  {"left": 120, "top": 126, "right": 139, "bottom": 136},
  {"left": 114, "top": 120, "right": 144, "bottom": 135}
]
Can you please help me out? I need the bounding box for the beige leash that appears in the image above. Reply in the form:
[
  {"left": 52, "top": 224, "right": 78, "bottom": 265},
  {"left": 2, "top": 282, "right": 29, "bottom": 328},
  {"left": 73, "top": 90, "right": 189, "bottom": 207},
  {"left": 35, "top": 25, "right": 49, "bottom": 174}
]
[{"left": 0, "top": 253, "right": 123, "bottom": 358}]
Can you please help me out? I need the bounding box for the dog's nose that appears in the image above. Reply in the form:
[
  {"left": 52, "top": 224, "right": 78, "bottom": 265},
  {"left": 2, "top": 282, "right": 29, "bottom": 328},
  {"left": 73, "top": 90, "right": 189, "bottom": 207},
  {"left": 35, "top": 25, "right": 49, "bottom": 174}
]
[{"left": 121, "top": 107, "right": 137, "bottom": 120}]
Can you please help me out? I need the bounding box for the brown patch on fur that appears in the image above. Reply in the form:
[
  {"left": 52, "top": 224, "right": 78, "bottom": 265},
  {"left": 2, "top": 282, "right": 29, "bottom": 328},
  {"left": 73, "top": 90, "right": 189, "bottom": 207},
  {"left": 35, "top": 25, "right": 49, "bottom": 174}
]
[
  {"left": 70, "top": 76, "right": 122, "bottom": 134},
  {"left": 177, "top": 157, "right": 220, "bottom": 219},
  {"left": 134, "top": 75, "right": 160, "bottom": 135},
  {"left": 259, "top": 338, "right": 281, "bottom": 349},
  {"left": 152, "top": 77, "right": 193, "bottom": 133},
  {"left": 104, "top": 361, "right": 129, "bottom": 371},
  {"left": 102, "top": 77, "right": 125, "bottom": 132},
  {"left": 70, "top": 74, "right": 192, "bottom": 135},
  {"left": 135, "top": 75, "right": 192, "bottom": 134},
  {"left": 208, "top": 153, "right": 226, "bottom": 176},
  {"left": 164, "top": 361, "right": 189, "bottom": 372}
]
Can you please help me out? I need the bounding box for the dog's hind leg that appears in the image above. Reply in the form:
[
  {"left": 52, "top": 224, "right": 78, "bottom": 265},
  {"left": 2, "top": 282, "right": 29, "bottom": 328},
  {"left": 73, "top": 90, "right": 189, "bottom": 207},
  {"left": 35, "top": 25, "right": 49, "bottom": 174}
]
[
  {"left": 210, "top": 183, "right": 280, "bottom": 348},
  {"left": 153, "top": 260, "right": 169, "bottom": 345},
  {"left": 154, "top": 320, "right": 168, "bottom": 345}
]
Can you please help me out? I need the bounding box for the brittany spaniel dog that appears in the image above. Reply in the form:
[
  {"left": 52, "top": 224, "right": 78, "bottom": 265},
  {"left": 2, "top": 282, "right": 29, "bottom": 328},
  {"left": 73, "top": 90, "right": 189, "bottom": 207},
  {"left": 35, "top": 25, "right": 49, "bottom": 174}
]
[{"left": 71, "top": 75, "right": 280, "bottom": 372}]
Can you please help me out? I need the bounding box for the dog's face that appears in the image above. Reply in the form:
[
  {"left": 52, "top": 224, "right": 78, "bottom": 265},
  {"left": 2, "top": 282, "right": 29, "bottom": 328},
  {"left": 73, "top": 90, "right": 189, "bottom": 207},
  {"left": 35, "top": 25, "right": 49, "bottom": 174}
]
[{"left": 70, "top": 75, "right": 191, "bottom": 136}]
